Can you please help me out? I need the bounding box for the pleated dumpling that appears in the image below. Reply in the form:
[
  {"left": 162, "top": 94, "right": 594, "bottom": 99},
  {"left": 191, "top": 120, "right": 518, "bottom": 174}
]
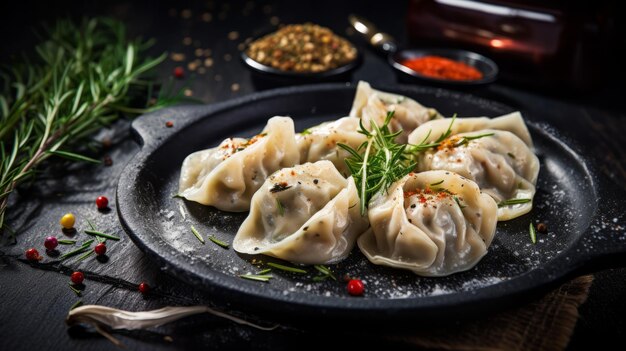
[
  {"left": 408, "top": 113, "right": 540, "bottom": 220},
  {"left": 233, "top": 161, "right": 368, "bottom": 264},
  {"left": 349, "top": 81, "right": 442, "bottom": 143},
  {"left": 296, "top": 117, "right": 367, "bottom": 177},
  {"left": 358, "top": 171, "right": 498, "bottom": 276},
  {"left": 178, "top": 116, "right": 300, "bottom": 212}
]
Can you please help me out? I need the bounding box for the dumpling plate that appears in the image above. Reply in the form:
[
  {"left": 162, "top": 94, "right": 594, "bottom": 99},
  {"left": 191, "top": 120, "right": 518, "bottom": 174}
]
[{"left": 117, "top": 83, "right": 626, "bottom": 324}]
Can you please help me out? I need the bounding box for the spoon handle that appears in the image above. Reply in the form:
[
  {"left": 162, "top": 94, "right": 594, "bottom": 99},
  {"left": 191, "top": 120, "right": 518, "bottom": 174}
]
[{"left": 349, "top": 14, "right": 398, "bottom": 54}]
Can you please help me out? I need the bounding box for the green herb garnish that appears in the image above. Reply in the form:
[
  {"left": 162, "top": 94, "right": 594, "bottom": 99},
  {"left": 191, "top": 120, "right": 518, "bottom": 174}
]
[
  {"left": 498, "top": 198, "right": 532, "bottom": 207},
  {"left": 58, "top": 239, "right": 76, "bottom": 245},
  {"left": 68, "top": 283, "right": 82, "bottom": 296},
  {"left": 276, "top": 198, "right": 285, "bottom": 216},
  {"left": 453, "top": 196, "right": 467, "bottom": 209},
  {"left": 209, "top": 235, "right": 229, "bottom": 249},
  {"left": 0, "top": 17, "right": 186, "bottom": 232},
  {"left": 300, "top": 128, "right": 312, "bottom": 135},
  {"left": 313, "top": 264, "right": 336, "bottom": 282},
  {"left": 430, "top": 180, "right": 444, "bottom": 186},
  {"left": 339, "top": 111, "right": 416, "bottom": 215},
  {"left": 59, "top": 239, "right": 95, "bottom": 260},
  {"left": 529, "top": 222, "right": 537, "bottom": 244},
  {"left": 507, "top": 152, "right": 516, "bottom": 159},
  {"left": 267, "top": 262, "right": 307, "bottom": 274},
  {"left": 69, "top": 300, "right": 83, "bottom": 310},
  {"left": 453, "top": 132, "right": 495, "bottom": 147},
  {"left": 190, "top": 226, "right": 205, "bottom": 244},
  {"left": 239, "top": 274, "right": 273, "bottom": 282},
  {"left": 84, "top": 230, "right": 120, "bottom": 241},
  {"left": 407, "top": 114, "right": 457, "bottom": 153},
  {"left": 257, "top": 268, "right": 272, "bottom": 275}
]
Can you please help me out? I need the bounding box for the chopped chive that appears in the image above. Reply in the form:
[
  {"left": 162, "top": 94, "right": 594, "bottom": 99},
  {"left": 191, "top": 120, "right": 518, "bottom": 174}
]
[
  {"left": 267, "top": 262, "right": 307, "bottom": 274},
  {"left": 239, "top": 274, "right": 273, "bottom": 282},
  {"left": 507, "top": 152, "right": 516, "bottom": 159},
  {"left": 84, "top": 229, "right": 120, "bottom": 241},
  {"left": 300, "top": 128, "right": 312, "bottom": 135},
  {"left": 209, "top": 235, "right": 229, "bottom": 249},
  {"left": 430, "top": 180, "right": 444, "bottom": 186},
  {"left": 86, "top": 219, "right": 96, "bottom": 230},
  {"left": 190, "top": 226, "right": 205, "bottom": 244},
  {"left": 257, "top": 268, "right": 272, "bottom": 274},
  {"left": 68, "top": 282, "right": 82, "bottom": 296},
  {"left": 69, "top": 300, "right": 83, "bottom": 310},
  {"left": 276, "top": 198, "right": 285, "bottom": 216},
  {"left": 58, "top": 239, "right": 76, "bottom": 245},
  {"left": 498, "top": 198, "right": 531, "bottom": 207},
  {"left": 529, "top": 222, "right": 537, "bottom": 244}
]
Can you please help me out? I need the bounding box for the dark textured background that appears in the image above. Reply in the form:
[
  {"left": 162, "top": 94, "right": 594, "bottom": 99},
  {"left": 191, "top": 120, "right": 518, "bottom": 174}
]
[{"left": 0, "top": 1, "right": 625, "bottom": 349}]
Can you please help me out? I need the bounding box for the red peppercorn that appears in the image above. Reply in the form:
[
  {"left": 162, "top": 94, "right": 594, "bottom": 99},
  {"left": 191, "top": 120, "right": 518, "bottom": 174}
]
[
  {"left": 165, "top": 121, "right": 174, "bottom": 128},
  {"left": 96, "top": 196, "right": 109, "bottom": 210},
  {"left": 71, "top": 271, "right": 84, "bottom": 284},
  {"left": 173, "top": 67, "right": 184, "bottom": 79},
  {"left": 138, "top": 282, "right": 150, "bottom": 294},
  {"left": 347, "top": 279, "right": 364, "bottom": 296},
  {"left": 44, "top": 236, "right": 58, "bottom": 250},
  {"left": 25, "top": 248, "right": 41, "bottom": 261},
  {"left": 94, "top": 243, "right": 107, "bottom": 256}
]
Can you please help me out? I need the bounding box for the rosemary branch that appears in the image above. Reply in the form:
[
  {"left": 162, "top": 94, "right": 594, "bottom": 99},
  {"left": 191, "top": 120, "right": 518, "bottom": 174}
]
[{"left": 0, "top": 18, "right": 185, "bottom": 232}]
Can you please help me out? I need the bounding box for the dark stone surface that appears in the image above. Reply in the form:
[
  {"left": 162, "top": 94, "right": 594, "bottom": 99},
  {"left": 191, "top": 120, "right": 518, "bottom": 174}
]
[{"left": 0, "top": 0, "right": 625, "bottom": 349}]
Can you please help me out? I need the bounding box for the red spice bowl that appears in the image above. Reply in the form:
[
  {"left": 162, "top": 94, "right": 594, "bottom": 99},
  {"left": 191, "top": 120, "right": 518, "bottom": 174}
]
[{"left": 389, "top": 48, "right": 498, "bottom": 88}]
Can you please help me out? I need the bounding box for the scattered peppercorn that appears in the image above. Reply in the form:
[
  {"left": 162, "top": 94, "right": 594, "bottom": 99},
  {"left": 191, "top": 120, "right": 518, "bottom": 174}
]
[
  {"left": 96, "top": 196, "right": 109, "bottom": 210},
  {"left": 25, "top": 248, "right": 41, "bottom": 261},
  {"left": 103, "top": 155, "right": 113, "bottom": 166},
  {"left": 247, "top": 23, "right": 357, "bottom": 73},
  {"left": 347, "top": 279, "right": 364, "bottom": 296},
  {"left": 173, "top": 66, "right": 185, "bottom": 79},
  {"left": 44, "top": 236, "right": 58, "bottom": 250},
  {"left": 60, "top": 213, "right": 76, "bottom": 229},
  {"left": 537, "top": 222, "right": 548, "bottom": 233},
  {"left": 165, "top": 121, "right": 174, "bottom": 128},
  {"left": 138, "top": 282, "right": 150, "bottom": 294},
  {"left": 94, "top": 243, "right": 107, "bottom": 256},
  {"left": 71, "top": 271, "right": 85, "bottom": 284}
]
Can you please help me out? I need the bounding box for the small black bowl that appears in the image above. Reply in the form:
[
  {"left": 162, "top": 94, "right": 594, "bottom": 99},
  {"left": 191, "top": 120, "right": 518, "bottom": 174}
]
[
  {"left": 389, "top": 48, "right": 498, "bottom": 88},
  {"left": 241, "top": 50, "right": 362, "bottom": 90}
]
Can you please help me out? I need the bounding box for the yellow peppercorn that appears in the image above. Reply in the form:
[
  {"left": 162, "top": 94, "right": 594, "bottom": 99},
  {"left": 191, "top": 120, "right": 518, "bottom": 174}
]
[{"left": 60, "top": 213, "right": 75, "bottom": 229}]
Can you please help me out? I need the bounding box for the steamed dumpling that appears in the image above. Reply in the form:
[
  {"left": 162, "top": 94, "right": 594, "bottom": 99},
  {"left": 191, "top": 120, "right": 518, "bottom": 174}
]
[
  {"left": 233, "top": 161, "right": 368, "bottom": 264},
  {"left": 296, "top": 117, "right": 367, "bottom": 177},
  {"left": 408, "top": 113, "right": 539, "bottom": 220},
  {"left": 358, "top": 171, "right": 498, "bottom": 276},
  {"left": 178, "top": 116, "right": 300, "bottom": 212},
  {"left": 349, "top": 81, "right": 442, "bottom": 143}
]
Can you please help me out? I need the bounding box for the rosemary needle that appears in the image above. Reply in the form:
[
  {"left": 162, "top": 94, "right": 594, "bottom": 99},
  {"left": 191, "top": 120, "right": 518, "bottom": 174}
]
[
  {"left": 58, "top": 239, "right": 76, "bottom": 245},
  {"left": 68, "top": 283, "right": 82, "bottom": 297},
  {"left": 84, "top": 230, "right": 120, "bottom": 241},
  {"left": 190, "top": 226, "right": 205, "bottom": 244},
  {"left": 69, "top": 300, "right": 83, "bottom": 311},
  {"left": 239, "top": 274, "right": 273, "bottom": 282},
  {"left": 529, "top": 222, "right": 537, "bottom": 244},
  {"left": 208, "top": 235, "right": 229, "bottom": 249},
  {"left": 267, "top": 262, "right": 307, "bottom": 274},
  {"left": 498, "top": 198, "right": 531, "bottom": 207},
  {"left": 257, "top": 268, "right": 272, "bottom": 275}
]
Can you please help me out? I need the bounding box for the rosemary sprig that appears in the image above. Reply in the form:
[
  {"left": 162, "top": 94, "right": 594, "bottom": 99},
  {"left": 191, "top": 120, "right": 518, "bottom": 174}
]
[
  {"left": 529, "top": 222, "right": 537, "bottom": 244},
  {"left": 208, "top": 235, "right": 229, "bottom": 249},
  {"left": 338, "top": 111, "right": 416, "bottom": 215},
  {"left": 498, "top": 198, "right": 532, "bottom": 207},
  {"left": 266, "top": 262, "right": 307, "bottom": 274},
  {"left": 239, "top": 274, "right": 273, "bottom": 282},
  {"left": 0, "top": 17, "right": 186, "bottom": 232},
  {"left": 190, "top": 226, "right": 205, "bottom": 244}
]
